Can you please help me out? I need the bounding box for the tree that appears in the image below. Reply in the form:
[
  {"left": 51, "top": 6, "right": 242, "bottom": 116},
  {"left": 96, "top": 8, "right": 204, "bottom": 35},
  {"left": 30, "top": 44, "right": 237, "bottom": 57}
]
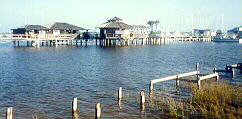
[
  {"left": 154, "top": 20, "right": 160, "bottom": 32},
  {"left": 147, "top": 21, "right": 155, "bottom": 32}
]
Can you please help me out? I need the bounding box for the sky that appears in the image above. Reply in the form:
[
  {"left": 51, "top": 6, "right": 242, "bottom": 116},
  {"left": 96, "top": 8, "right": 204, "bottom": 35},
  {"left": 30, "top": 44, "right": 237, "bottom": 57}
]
[{"left": 0, "top": 0, "right": 241, "bottom": 32}]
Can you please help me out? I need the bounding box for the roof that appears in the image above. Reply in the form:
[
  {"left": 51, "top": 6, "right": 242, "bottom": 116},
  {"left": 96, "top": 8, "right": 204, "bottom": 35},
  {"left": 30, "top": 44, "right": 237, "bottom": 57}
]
[
  {"left": 96, "top": 22, "right": 131, "bottom": 29},
  {"left": 108, "top": 17, "right": 123, "bottom": 22},
  {"left": 45, "top": 22, "right": 85, "bottom": 30},
  {"left": 18, "top": 25, "right": 47, "bottom": 30},
  {"left": 96, "top": 17, "right": 131, "bottom": 29}
]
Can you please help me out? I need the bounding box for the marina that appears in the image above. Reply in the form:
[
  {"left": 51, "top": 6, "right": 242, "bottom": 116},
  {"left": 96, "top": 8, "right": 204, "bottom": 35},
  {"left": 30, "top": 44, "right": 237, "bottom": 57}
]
[
  {"left": 0, "top": 17, "right": 215, "bottom": 47},
  {"left": 0, "top": 41, "right": 241, "bottom": 118},
  {"left": 1, "top": 0, "right": 242, "bottom": 118}
]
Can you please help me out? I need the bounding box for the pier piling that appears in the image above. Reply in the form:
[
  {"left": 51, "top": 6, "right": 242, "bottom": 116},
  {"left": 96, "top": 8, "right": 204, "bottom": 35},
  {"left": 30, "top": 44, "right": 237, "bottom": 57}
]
[
  {"left": 72, "top": 97, "right": 78, "bottom": 113},
  {"left": 140, "top": 91, "right": 145, "bottom": 110},
  {"left": 6, "top": 107, "right": 12, "bottom": 119},
  {"left": 95, "top": 103, "right": 101, "bottom": 119}
]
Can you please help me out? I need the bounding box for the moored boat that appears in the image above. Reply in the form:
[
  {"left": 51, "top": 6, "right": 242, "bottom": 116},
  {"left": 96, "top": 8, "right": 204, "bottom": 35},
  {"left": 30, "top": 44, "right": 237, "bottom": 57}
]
[{"left": 212, "top": 37, "right": 239, "bottom": 42}]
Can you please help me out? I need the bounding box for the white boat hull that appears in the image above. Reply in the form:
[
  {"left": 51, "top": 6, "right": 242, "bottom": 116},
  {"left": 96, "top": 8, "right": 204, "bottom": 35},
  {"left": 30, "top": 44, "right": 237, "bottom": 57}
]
[{"left": 212, "top": 37, "right": 239, "bottom": 42}]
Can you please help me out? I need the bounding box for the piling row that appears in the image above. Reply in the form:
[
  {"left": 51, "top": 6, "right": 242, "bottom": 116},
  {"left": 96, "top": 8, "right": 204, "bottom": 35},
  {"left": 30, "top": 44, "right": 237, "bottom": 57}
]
[
  {"left": 5, "top": 87, "right": 147, "bottom": 119},
  {"left": 5, "top": 63, "right": 241, "bottom": 118}
]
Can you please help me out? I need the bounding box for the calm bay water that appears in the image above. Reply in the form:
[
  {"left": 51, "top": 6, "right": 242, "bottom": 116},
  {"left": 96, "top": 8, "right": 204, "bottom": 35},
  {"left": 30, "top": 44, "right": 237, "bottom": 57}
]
[{"left": 0, "top": 41, "right": 241, "bottom": 118}]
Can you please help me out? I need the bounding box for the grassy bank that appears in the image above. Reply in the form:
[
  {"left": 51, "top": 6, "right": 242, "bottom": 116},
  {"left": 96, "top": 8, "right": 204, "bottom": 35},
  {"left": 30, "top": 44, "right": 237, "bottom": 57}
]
[{"left": 148, "top": 80, "right": 242, "bottom": 118}]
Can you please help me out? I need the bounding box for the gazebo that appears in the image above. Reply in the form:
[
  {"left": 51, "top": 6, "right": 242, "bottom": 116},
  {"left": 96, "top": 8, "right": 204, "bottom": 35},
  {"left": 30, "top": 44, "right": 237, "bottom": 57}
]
[{"left": 96, "top": 17, "right": 132, "bottom": 39}]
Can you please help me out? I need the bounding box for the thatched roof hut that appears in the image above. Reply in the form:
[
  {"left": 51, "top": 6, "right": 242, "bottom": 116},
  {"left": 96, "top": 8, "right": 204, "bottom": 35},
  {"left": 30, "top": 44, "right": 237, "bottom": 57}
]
[
  {"left": 45, "top": 22, "right": 85, "bottom": 30},
  {"left": 96, "top": 17, "right": 132, "bottom": 38},
  {"left": 12, "top": 25, "right": 47, "bottom": 34},
  {"left": 19, "top": 25, "right": 47, "bottom": 30},
  {"left": 96, "top": 17, "right": 131, "bottom": 29}
]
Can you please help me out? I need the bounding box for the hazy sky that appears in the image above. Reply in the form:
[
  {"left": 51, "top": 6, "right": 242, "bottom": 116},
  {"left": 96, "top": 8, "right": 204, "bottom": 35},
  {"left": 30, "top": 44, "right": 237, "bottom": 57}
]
[{"left": 0, "top": 0, "right": 241, "bottom": 32}]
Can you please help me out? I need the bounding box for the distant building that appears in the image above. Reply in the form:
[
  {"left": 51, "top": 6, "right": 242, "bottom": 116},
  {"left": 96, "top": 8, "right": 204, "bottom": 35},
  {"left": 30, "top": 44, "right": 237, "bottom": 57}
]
[
  {"left": 227, "top": 26, "right": 241, "bottom": 38},
  {"left": 96, "top": 17, "right": 148, "bottom": 39},
  {"left": 130, "top": 25, "right": 149, "bottom": 38},
  {"left": 96, "top": 17, "right": 132, "bottom": 39},
  {"left": 12, "top": 25, "right": 47, "bottom": 34},
  {"left": 12, "top": 22, "right": 85, "bottom": 35},
  {"left": 193, "top": 29, "right": 211, "bottom": 36},
  {"left": 44, "top": 22, "right": 85, "bottom": 35}
]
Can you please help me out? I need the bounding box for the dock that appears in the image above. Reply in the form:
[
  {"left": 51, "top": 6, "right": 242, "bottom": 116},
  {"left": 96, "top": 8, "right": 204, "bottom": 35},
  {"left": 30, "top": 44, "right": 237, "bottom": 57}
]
[{"left": 0, "top": 33, "right": 212, "bottom": 47}]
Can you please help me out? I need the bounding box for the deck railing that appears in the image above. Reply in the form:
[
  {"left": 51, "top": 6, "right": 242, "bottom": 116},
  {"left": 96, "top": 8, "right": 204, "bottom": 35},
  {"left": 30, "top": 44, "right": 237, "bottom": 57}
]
[{"left": 0, "top": 33, "right": 79, "bottom": 40}]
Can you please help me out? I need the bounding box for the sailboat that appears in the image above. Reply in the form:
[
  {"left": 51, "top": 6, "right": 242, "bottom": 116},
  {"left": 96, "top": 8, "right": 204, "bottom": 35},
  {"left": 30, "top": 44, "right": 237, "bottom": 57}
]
[
  {"left": 212, "top": 36, "right": 239, "bottom": 42},
  {"left": 212, "top": 14, "right": 240, "bottom": 43}
]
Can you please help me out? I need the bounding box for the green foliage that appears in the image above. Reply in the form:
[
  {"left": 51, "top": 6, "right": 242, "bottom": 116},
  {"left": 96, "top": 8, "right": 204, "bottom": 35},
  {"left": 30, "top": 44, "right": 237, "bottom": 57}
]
[
  {"left": 147, "top": 20, "right": 160, "bottom": 33},
  {"left": 148, "top": 81, "right": 242, "bottom": 118}
]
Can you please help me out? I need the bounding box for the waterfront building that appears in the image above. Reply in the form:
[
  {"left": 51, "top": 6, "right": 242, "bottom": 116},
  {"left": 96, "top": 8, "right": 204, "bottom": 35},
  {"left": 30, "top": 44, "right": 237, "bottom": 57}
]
[
  {"left": 96, "top": 17, "right": 132, "bottom": 39},
  {"left": 12, "top": 22, "right": 85, "bottom": 36},
  {"left": 130, "top": 25, "right": 149, "bottom": 38},
  {"left": 96, "top": 17, "right": 149, "bottom": 40},
  {"left": 44, "top": 22, "right": 85, "bottom": 35},
  {"left": 10, "top": 22, "right": 86, "bottom": 46},
  {"left": 227, "top": 26, "right": 242, "bottom": 39},
  {"left": 193, "top": 29, "right": 211, "bottom": 36},
  {"left": 12, "top": 25, "right": 47, "bottom": 35}
]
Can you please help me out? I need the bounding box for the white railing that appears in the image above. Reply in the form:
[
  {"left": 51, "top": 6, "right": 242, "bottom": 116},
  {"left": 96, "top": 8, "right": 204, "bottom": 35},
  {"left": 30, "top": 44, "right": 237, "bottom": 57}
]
[
  {"left": 149, "top": 71, "right": 199, "bottom": 93},
  {"left": 0, "top": 34, "right": 78, "bottom": 40}
]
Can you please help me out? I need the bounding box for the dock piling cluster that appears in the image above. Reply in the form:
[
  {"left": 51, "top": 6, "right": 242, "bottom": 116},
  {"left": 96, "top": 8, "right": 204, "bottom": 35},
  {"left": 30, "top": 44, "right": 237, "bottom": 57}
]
[{"left": 5, "top": 63, "right": 241, "bottom": 118}]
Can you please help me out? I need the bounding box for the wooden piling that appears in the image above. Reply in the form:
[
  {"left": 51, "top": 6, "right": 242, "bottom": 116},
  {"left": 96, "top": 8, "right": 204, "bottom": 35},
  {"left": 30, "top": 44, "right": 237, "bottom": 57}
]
[
  {"left": 72, "top": 97, "right": 78, "bottom": 113},
  {"left": 232, "top": 68, "right": 235, "bottom": 77},
  {"left": 6, "top": 107, "right": 12, "bottom": 119},
  {"left": 140, "top": 91, "right": 145, "bottom": 110},
  {"left": 149, "top": 81, "right": 153, "bottom": 94},
  {"left": 176, "top": 75, "right": 179, "bottom": 87},
  {"left": 197, "top": 78, "right": 201, "bottom": 88},
  {"left": 213, "top": 68, "right": 217, "bottom": 73},
  {"left": 226, "top": 64, "right": 231, "bottom": 71},
  {"left": 95, "top": 103, "right": 101, "bottom": 119},
  {"left": 118, "top": 87, "right": 122, "bottom": 100},
  {"left": 196, "top": 63, "right": 199, "bottom": 70},
  {"left": 32, "top": 116, "right": 38, "bottom": 119}
]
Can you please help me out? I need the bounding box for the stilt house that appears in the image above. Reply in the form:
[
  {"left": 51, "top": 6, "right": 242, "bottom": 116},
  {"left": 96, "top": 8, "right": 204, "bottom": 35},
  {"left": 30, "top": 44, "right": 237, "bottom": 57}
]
[
  {"left": 44, "top": 22, "right": 85, "bottom": 35},
  {"left": 96, "top": 17, "right": 132, "bottom": 39},
  {"left": 12, "top": 25, "right": 47, "bottom": 34}
]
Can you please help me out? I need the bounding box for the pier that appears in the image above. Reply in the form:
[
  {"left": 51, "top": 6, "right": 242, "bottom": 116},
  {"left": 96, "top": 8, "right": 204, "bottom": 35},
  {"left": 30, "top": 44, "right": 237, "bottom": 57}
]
[{"left": 0, "top": 33, "right": 212, "bottom": 47}]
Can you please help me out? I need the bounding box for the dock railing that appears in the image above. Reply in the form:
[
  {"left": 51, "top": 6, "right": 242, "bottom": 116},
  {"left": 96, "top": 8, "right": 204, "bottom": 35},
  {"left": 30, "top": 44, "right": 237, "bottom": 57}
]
[
  {"left": 0, "top": 34, "right": 78, "bottom": 40},
  {"left": 197, "top": 73, "right": 219, "bottom": 87},
  {"left": 149, "top": 71, "right": 200, "bottom": 94}
]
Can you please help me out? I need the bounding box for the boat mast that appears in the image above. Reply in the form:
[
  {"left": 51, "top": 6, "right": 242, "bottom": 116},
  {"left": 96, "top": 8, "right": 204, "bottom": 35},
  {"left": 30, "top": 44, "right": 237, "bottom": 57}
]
[
  {"left": 192, "top": 15, "right": 194, "bottom": 35},
  {"left": 222, "top": 14, "right": 224, "bottom": 33}
]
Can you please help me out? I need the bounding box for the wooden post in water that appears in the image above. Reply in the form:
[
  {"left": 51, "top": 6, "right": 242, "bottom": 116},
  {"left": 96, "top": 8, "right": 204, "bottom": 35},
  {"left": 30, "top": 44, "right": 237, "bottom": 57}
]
[
  {"left": 13, "top": 40, "right": 16, "bottom": 46},
  {"left": 176, "top": 75, "right": 179, "bottom": 87},
  {"left": 72, "top": 97, "right": 78, "bottom": 113},
  {"left": 118, "top": 87, "right": 122, "bottom": 107},
  {"left": 196, "top": 63, "right": 199, "bottom": 71},
  {"left": 95, "top": 103, "right": 101, "bottom": 119},
  {"left": 232, "top": 68, "right": 235, "bottom": 77},
  {"left": 118, "top": 87, "right": 122, "bottom": 100},
  {"left": 140, "top": 91, "right": 145, "bottom": 110},
  {"left": 6, "top": 107, "right": 12, "bottom": 119},
  {"left": 213, "top": 68, "right": 217, "bottom": 73},
  {"left": 32, "top": 116, "right": 38, "bottom": 119},
  {"left": 149, "top": 81, "right": 153, "bottom": 94},
  {"left": 197, "top": 77, "right": 201, "bottom": 88}
]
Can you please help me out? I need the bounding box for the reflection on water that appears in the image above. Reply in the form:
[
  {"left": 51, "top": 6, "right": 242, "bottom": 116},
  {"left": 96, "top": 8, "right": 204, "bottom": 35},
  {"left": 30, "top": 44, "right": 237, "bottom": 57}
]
[{"left": 0, "top": 42, "right": 241, "bottom": 118}]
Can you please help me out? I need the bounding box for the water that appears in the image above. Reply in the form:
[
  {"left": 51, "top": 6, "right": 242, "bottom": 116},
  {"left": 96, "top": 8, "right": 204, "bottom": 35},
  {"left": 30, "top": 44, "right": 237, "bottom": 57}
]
[{"left": 0, "top": 41, "right": 241, "bottom": 118}]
